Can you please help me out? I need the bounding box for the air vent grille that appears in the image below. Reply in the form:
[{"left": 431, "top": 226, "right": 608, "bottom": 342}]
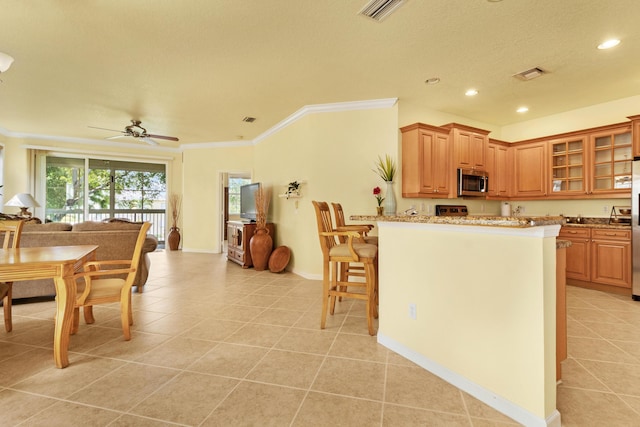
[
  {"left": 359, "top": 0, "right": 406, "bottom": 22},
  {"left": 242, "top": 116, "right": 256, "bottom": 123},
  {"left": 513, "top": 67, "right": 547, "bottom": 81}
]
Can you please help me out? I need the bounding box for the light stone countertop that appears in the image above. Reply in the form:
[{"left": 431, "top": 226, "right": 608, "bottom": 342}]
[{"left": 350, "top": 214, "right": 565, "bottom": 228}]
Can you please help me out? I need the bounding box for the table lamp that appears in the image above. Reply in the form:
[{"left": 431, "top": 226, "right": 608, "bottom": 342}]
[{"left": 5, "top": 193, "right": 40, "bottom": 218}]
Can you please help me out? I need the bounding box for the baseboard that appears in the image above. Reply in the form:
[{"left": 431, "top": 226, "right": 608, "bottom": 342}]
[{"left": 377, "top": 333, "right": 561, "bottom": 427}]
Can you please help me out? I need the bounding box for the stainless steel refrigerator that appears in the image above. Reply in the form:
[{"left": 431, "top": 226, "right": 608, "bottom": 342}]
[{"left": 633, "top": 158, "right": 640, "bottom": 299}]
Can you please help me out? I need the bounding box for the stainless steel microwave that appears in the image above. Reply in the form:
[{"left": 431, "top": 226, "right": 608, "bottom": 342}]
[{"left": 457, "top": 168, "right": 489, "bottom": 197}]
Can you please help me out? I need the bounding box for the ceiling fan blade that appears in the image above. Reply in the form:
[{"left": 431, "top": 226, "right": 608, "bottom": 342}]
[
  {"left": 146, "top": 133, "right": 179, "bottom": 142},
  {"left": 140, "top": 137, "right": 159, "bottom": 146},
  {"left": 106, "top": 135, "right": 127, "bottom": 140},
  {"left": 88, "top": 125, "right": 124, "bottom": 133}
]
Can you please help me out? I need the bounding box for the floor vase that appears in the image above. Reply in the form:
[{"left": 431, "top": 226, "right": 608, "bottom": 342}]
[
  {"left": 250, "top": 227, "right": 273, "bottom": 271},
  {"left": 168, "top": 227, "right": 181, "bottom": 250}
]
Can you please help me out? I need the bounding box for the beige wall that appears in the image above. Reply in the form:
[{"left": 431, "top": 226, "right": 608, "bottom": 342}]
[
  {"left": 250, "top": 105, "right": 398, "bottom": 277},
  {"left": 181, "top": 144, "right": 254, "bottom": 252},
  {"left": 378, "top": 222, "right": 559, "bottom": 424}
]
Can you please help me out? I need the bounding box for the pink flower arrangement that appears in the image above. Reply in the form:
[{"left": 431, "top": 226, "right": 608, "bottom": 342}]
[{"left": 373, "top": 186, "right": 384, "bottom": 206}]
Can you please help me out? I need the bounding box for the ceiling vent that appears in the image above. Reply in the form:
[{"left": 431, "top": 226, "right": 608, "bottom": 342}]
[
  {"left": 242, "top": 116, "right": 256, "bottom": 123},
  {"left": 359, "top": 0, "right": 407, "bottom": 22},
  {"left": 513, "top": 67, "right": 547, "bottom": 81}
]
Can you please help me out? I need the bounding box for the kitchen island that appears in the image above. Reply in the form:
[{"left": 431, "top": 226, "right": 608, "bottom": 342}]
[{"left": 351, "top": 214, "right": 564, "bottom": 427}]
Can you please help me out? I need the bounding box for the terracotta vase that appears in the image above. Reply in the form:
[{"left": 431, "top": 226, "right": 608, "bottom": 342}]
[
  {"left": 168, "top": 226, "right": 181, "bottom": 250},
  {"left": 250, "top": 227, "right": 273, "bottom": 271}
]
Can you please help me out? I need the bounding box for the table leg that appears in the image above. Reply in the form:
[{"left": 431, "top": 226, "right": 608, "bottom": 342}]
[{"left": 52, "top": 272, "right": 77, "bottom": 368}]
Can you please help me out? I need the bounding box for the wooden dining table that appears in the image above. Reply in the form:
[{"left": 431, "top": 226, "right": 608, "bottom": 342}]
[{"left": 0, "top": 245, "right": 98, "bottom": 368}]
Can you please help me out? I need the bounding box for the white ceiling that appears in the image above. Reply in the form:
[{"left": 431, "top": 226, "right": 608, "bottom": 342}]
[{"left": 1, "top": 0, "right": 639, "bottom": 148}]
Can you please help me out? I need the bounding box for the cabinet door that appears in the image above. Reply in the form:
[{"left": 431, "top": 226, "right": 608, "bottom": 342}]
[
  {"left": 496, "top": 145, "right": 510, "bottom": 197},
  {"left": 455, "top": 130, "right": 486, "bottom": 170},
  {"left": 513, "top": 142, "right": 547, "bottom": 197},
  {"left": 549, "top": 136, "right": 586, "bottom": 195},
  {"left": 591, "top": 239, "right": 631, "bottom": 288},
  {"left": 559, "top": 228, "right": 591, "bottom": 281},
  {"left": 486, "top": 142, "right": 509, "bottom": 197},
  {"left": 418, "top": 129, "right": 450, "bottom": 196},
  {"left": 590, "top": 128, "right": 632, "bottom": 194}
]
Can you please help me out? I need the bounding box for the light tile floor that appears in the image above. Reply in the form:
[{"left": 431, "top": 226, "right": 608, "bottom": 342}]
[{"left": 0, "top": 250, "right": 638, "bottom": 426}]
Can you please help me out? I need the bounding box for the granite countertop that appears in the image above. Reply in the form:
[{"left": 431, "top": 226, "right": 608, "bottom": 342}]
[
  {"left": 561, "top": 217, "right": 631, "bottom": 229},
  {"left": 350, "top": 214, "right": 565, "bottom": 228}
]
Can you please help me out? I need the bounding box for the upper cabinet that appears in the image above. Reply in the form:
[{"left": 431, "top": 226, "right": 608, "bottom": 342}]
[
  {"left": 590, "top": 125, "right": 632, "bottom": 195},
  {"left": 442, "top": 123, "right": 489, "bottom": 170},
  {"left": 628, "top": 115, "right": 640, "bottom": 158},
  {"left": 486, "top": 139, "right": 510, "bottom": 198},
  {"left": 401, "top": 123, "right": 452, "bottom": 198},
  {"left": 549, "top": 135, "right": 587, "bottom": 196},
  {"left": 512, "top": 141, "right": 547, "bottom": 198}
]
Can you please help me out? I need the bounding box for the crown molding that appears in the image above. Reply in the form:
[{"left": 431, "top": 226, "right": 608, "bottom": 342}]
[{"left": 0, "top": 97, "right": 398, "bottom": 152}]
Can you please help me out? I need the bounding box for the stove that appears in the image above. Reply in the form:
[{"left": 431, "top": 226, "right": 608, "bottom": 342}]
[{"left": 435, "top": 205, "right": 468, "bottom": 216}]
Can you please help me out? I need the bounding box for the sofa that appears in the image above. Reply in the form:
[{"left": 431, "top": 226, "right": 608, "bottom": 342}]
[{"left": 12, "top": 220, "right": 158, "bottom": 299}]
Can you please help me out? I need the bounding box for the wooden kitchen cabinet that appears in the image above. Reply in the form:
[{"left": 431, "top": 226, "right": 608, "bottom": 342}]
[
  {"left": 401, "top": 123, "right": 452, "bottom": 198},
  {"left": 590, "top": 126, "right": 632, "bottom": 195},
  {"left": 512, "top": 141, "right": 547, "bottom": 198},
  {"left": 591, "top": 228, "right": 631, "bottom": 288},
  {"left": 549, "top": 135, "right": 587, "bottom": 196},
  {"left": 442, "top": 123, "right": 489, "bottom": 170},
  {"left": 629, "top": 114, "right": 640, "bottom": 158},
  {"left": 227, "top": 221, "right": 275, "bottom": 268},
  {"left": 486, "top": 139, "right": 510, "bottom": 198},
  {"left": 559, "top": 226, "right": 631, "bottom": 293},
  {"left": 559, "top": 227, "right": 591, "bottom": 282}
]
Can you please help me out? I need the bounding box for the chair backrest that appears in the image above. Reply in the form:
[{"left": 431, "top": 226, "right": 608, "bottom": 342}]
[
  {"left": 129, "top": 222, "right": 152, "bottom": 273},
  {"left": 331, "top": 203, "right": 346, "bottom": 229},
  {"left": 0, "top": 220, "right": 24, "bottom": 250},
  {"left": 312, "top": 201, "right": 338, "bottom": 258}
]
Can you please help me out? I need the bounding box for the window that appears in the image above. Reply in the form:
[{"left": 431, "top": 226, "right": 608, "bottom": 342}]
[
  {"left": 228, "top": 177, "right": 251, "bottom": 215},
  {"left": 43, "top": 155, "right": 167, "bottom": 241}
]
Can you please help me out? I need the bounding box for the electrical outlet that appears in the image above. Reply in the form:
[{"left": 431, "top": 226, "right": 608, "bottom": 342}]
[
  {"left": 408, "top": 303, "right": 417, "bottom": 320},
  {"left": 603, "top": 205, "right": 609, "bottom": 213},
  {"left": 420, "top": 202, "right": 425, "bottom": 212},
  {"left": 480, "top": 203, "right": 485, "bottom": 212}
]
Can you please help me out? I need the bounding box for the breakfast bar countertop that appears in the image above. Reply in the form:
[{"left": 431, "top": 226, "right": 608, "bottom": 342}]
[{"left": 350, "top": 214, "right": 565, "bottom": 228}]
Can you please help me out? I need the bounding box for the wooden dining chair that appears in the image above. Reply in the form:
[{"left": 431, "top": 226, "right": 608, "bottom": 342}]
[
  {"left": 312, "top": 201, "right": 378, "bottom": 335},
  {"left": 72, "top": 222, "right": 151, "bottom": 340},
  {"left": 0, "top": 220, "right": 24, "bottom": 332},
  {"left": 331, "top": 202, "right": 377, "bottom": 245}
]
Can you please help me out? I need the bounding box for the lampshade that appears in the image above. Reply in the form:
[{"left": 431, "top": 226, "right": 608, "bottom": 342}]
[
  {"left": 0, "top": 51, "right": 14, "bottom": 73},
  {"left": 5, "top": 193, "right": 40, "bottom": 208}
]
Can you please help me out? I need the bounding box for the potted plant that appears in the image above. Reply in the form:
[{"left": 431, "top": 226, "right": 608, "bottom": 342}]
[
  {"left": 167, "top": 193, "right": 181, "bottom": 250},
  {"left": 373, "top": 154, "right": 397, "bottom": 215}
]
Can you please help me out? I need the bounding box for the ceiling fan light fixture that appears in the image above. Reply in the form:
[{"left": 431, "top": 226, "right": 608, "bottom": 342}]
[
  {"left": 0, "top": 51, "right": 14, "bottom": 73},
  {"left": 358, "top": 0, "right": 407, "bottom": 22}
]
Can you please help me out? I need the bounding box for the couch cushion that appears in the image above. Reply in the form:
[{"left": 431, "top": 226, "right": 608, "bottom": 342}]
[
  {"left": 23, "top": 222, "right": 73, "bottom": 232},
  {"left": 72, "top": 221, "right": 143, "bottom": 232}
]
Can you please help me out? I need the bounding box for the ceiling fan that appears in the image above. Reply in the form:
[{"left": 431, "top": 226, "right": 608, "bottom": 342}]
[{"left": 89, "top": 120, "right": 179, "bottom": 145}]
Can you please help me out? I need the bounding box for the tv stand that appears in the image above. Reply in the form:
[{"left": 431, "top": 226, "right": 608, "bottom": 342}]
[{"left": 227, "top": 220, "right": 275, "bottom": 268}]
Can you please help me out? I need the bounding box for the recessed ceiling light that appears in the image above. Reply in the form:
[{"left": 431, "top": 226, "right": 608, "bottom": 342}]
[
  {"left": 517, "top": 107, "right": 529, "bottom": 113},
  {"left": 425, "top": 77, "right": 440, "bottom": 85},
  {"left": 597, "top": 39, "right": 620, "bottom": 50},
  {"left": 465, "top": 89, "right": 478, "bottom": 96}
]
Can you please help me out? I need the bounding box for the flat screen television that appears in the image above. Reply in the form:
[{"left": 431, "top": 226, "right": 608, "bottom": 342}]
[{"left": 240, "top": 182, "right": 260, "bottom": 222}]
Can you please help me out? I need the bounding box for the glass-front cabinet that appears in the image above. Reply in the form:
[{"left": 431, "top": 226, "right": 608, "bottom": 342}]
[
  {"left": 591, "top": 127, "right": 632, "bottom": 194},
  {"left": 550, "top": 136, "right": 586, "bottom": 195}
]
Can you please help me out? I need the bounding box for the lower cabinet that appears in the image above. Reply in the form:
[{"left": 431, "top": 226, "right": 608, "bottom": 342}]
[
  {"left": 227, "top": 221, "right": 275, "bottom": 268},
  {"left": 591, "top": 229, "right": 631, "bottom": 288},
  {"left": 559, "top": 226, "right": 631, "bottom": 292}
]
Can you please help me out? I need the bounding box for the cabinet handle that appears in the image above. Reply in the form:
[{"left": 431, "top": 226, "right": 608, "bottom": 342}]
[{"left": 605, "top": 232, "right": 616, "bottom": 236}]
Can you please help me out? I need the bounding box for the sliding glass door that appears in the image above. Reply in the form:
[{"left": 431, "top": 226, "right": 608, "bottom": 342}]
[{"left": 44, "top": 156, "right": 167, "bottom": 241}]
